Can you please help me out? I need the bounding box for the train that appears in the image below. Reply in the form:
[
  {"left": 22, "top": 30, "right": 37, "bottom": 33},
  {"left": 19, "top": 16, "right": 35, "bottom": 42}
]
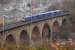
[
  {"left": 0, "top": 10, "right": 69, "bottom": 26},
  {"left": 24, "top": 10, "right": 69, "bottom": 22}
]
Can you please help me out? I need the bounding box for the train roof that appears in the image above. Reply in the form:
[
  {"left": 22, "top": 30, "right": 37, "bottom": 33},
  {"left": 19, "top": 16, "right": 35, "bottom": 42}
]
[{"left": 0, "top": 10, "right": 69, "bottom": 32}]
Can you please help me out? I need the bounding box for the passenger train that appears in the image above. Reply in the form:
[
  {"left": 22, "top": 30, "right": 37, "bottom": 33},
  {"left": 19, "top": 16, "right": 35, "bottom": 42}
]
[
  {"left": 0, "top": 10, "right": 69, "bottom": 26},
  {"left": 23, "top": 10, "right": 69, "bottom": 22}
]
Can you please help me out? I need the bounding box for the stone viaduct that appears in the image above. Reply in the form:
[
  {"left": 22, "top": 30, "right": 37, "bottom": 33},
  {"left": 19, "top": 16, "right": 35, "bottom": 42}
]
[{"left": 0, "top": 10, "right": 69, "bottom": 48}]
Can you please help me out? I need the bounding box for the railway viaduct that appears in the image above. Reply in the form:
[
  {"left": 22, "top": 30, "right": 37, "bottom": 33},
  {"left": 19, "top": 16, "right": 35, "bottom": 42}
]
[{"left": 0, "top": 11, "right": 69, "bottom": 48}]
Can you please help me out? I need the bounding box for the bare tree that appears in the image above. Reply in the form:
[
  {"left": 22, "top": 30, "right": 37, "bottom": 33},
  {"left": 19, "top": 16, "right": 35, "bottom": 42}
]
[{"left": 0, "top": 0, "right": 16, "bottom": 10}]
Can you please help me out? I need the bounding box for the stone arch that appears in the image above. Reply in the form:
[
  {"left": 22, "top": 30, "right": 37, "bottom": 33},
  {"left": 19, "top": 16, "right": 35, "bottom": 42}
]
[
  {"left": 42, "top": 23, "right": 51, "bottom": 42},
  {"left": 62, "top": 19, "right": 67, "bottom": 26},
  {"left": 61, "top": 19, "right": 69, "bottom": 39},
  {"left": 61, "top": 19, "right": 67, "bottom": 30},
  {"left": 31, "top": 26, "right": 41, "bottom": 43},
  {"left": 52, "top": 21, "right": 60, "bottom": 40},
  {"left": 6, "top": 34, "right": 16, "bottom": 44},
  {"left": 20, "top": 30, "right": 29, "bottom": 44}
]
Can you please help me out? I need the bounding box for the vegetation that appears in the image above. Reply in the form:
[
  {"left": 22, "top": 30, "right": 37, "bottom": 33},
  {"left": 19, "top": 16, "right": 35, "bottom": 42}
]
[{"left": 0, "top": 41, "right": 75, "bottom": 50}]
